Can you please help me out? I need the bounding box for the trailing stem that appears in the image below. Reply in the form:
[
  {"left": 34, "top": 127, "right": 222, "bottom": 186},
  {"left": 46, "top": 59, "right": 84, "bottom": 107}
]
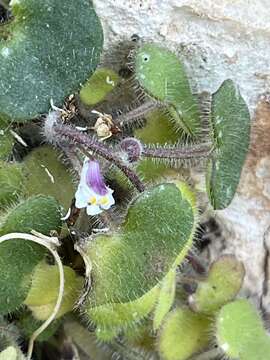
[
  {"left": 115, "top": 100, "right": 161, "bottom": 127},
  {"left": 53, "top": 123, "right": 145, "bottom": 192},
  {"left": 142, "top": 142, "right": 213, "bottom": 161}
]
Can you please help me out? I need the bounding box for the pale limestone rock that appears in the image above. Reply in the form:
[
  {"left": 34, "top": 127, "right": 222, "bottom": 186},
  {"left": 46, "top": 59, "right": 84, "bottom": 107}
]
[{"left": 94, "top": 0, "right": 270, "bottom": 112}]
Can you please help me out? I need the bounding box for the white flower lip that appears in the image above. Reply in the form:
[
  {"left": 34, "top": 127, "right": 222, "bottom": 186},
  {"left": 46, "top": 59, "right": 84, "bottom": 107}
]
[{"left": 75, "top": 158, "right": 115, "bottom": 216}]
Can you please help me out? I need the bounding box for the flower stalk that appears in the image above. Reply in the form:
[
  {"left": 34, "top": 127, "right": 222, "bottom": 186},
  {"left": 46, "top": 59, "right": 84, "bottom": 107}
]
[
  {"left": 114, "top": 100, "right": 162, "bottom": 127},
  {"left": 142, "top": 142, "right": 213, "bottom": 161},
  {"left": 52, "top": 123, "right": 146, "bottom": 193}
]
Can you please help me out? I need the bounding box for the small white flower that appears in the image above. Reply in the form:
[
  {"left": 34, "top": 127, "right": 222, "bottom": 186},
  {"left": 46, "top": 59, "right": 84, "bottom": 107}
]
[{"left": 75, "top": 159, "right": 115, "bottom": 216}]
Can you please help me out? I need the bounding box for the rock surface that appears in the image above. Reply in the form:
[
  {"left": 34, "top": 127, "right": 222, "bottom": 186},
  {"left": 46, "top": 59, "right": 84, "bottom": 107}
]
[
  {"left": 94, "top": 0, "right": 270, "bottom": 112},
  {"left": 94, "top": 0, "right": 270, "bottom": 310}
]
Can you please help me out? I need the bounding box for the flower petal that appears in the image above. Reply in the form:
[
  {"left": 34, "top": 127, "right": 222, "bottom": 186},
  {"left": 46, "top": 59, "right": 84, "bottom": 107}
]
[
  {"left": 100, "top": 192, "right": 115, "bottom": 210},
  {"left": 75, "top": 188, "right": 88, "bottom": 209},
  {"left": 75, "top": 157, "right": 115, "bottom": 215},
  {"left": 75, "top": 181, "right": 96, "bottom": 209},
  {"left": 86, "top": 204, "right": 103, "bottom": 216},
  {"left": 86, "top": 160, "right": 108, "bottom": 196},
  {"left": 80, "top": 158, "right": 90, "bottom": 185},
  {"left": 107, "top": 187, "right": 114, "bottom": 194}
]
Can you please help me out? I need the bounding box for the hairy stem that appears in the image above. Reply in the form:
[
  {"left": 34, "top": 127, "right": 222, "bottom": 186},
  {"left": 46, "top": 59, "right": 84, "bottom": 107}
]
[
  {"left": 59, "top": 145, "right": 82, "bottom": 177},
  {"left": 54, "top": 123, "right": 145, "bottom": 192},
  {"left": 115, "top": 100, "right": 161, "bottom": 127},
  {"left": 142, "top": 142, "right": 213, "bottom": 161}
]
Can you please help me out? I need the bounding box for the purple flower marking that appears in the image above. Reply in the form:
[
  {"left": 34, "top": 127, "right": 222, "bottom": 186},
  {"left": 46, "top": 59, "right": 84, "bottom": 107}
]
[
  {"left": 75, "top": 158, "right": 115, "bottom": 216},
  {"left": 85, "top": 160, "right": 107, "bottom": 196}
]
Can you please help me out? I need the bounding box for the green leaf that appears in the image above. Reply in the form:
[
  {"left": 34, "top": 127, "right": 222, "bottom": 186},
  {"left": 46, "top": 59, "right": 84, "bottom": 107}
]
[
  {"left": 80, "top": 68, "right": 120, "bottom": 106},
  {"left": 0, "top": 195, "right": 62, "bottom": 314},
  {"left": 24, "top": 261, "right": 83, "bottom": 320},
  {"left": 125, "top": 321, "right": 156, "bottom": 354},
  {"left": 0, "top": 161, "right": 23, "bottom": 209},
  {"left": 189, "top": 255, "right": 245, "bottom": 313},
  {"left": 85, "top": 183, "right": 197, "bottom": 329},
  {"left": 135, "top": 110, "right": 182, "bottom": 181},
  {"left": 206, "top": 80, "right": 251, "bottom": 209},
  {"left": 158, "top": 307, "right": 211, "bottom": 360},
  {"left": 95, "top": 326, "right": 120, "bottom": 343},
  {"left": 135, "top": 110, "right": 180, "bottom": 145},
  {"left": 88, "top": 286, "right": 159, "bottom": 330},
  {"left": 134, "top": 44, "right": 200, "bottom": 138},
  {"left": 0, "top": 0, "right": 103, "bottom": 121},
  {"left": 0, "top": 125, "right": 13, "bottom": 160},
  {"left": 216, "top": 299, "right": 270, "bottom": 360},
  {"left": 153, "top": 269, "right": 176, "bottom": 330},
  {"left": 22, "top": 146, "right": 75, "bottom": 210},
  {"left": 18, "top": 312, "right": 60, "bottom": 342}
]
